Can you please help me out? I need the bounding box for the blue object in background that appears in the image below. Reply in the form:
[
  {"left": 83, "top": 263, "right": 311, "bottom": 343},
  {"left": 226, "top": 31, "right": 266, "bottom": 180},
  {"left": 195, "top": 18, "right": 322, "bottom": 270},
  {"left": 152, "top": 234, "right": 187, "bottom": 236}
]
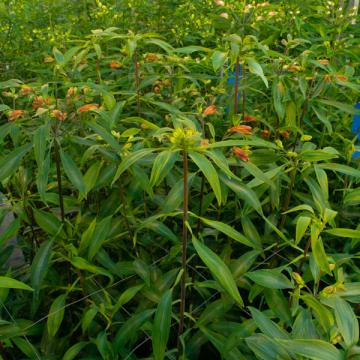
[
  {"left": 226, "top": 64, "right": 242, "bottom": 114},
  {"left": 352, "top": 102, "right": 360, "bottom": 160}
]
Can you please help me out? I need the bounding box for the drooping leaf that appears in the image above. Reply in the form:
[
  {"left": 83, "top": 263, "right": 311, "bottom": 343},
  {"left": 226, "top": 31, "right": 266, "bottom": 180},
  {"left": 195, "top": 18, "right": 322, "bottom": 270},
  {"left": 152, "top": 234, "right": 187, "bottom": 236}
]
[
  {"left": 47, "top": 294, "right": 66, "bottom": 338},
  {"left": 189, "top": 151, "right": 222, "bottom": 205},
  {"left": 192, "top": 236, "right": 243, "bottom": 306},
  {"left": 245, "top": 269, "right": 294, "bottom": 289},
  {"left": 0, "top": 277, "right": 33, "bottom": 291},
  {"left": 60, "top": 149, "right": 86, "bottom": 196},
  {"left": 152, "top": 289, "right": 172, "bottom": 360},
  {"left": 0, "top": 143, "right": 32, "bottom": 182}
]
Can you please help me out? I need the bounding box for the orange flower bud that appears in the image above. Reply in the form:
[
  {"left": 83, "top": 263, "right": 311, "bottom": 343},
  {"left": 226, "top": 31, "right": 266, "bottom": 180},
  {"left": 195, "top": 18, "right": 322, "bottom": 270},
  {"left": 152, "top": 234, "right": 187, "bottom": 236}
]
[
  {"left": 19, "top": 86, "right": 33, "bottom": 96},
  {"left": 318, "top": 59, "right": 329, "bottom": 65},
  {"left": 200, "top": 139, "right": 210, "bottom": 147},
  {"left": 77, "top": 104, "right": 99, "bottom": 113},
  {"left": 33, "top": 96, "right": 50, "bottom": 110},
  {"left": 261, "top": 129, "right": 270, "bottom": 138},
  {"left": 109, "top": 60, "right": 122, "bottom": 69},
  {"left": 51, "top": 110, "right": 67, "bottom": 121},
  {"left": 8, "top": 110, "right": 25, "bottom": 121},
  {"left": 66, "top": 87, "right": 76, "bottom": 97},
  {"left": 203, "top": 105, "right": 217, "bottom": 116},
  {"left": 232, "top": 147, "right": 249, "bottom": 161},
  {"left": 243, "top": 114, "right": 257, "bottom": 122},
  {"left": 145, "top": 53, "right": 160, "bottom": 62},
  {"left": 280, "top": 130, "right": 290, "bottom": 138},
  {"left": 220, "top": 12, "right": 229, "bottom": 19},
  {"left": 336, "top": 74, "right": 348, "bottom": 82},
  {"left": 228, "top": 125, "right": 252, "bottom": 135},
  {"left": 288, "top": 65, "right": 301, "bottom": 73}
]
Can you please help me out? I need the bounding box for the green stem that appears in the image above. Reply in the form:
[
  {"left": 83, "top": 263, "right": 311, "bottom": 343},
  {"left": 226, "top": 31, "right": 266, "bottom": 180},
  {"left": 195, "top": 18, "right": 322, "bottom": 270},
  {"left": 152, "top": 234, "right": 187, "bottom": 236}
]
[{"left": 177, "top": 149, "right": 189, "bottom": 359}]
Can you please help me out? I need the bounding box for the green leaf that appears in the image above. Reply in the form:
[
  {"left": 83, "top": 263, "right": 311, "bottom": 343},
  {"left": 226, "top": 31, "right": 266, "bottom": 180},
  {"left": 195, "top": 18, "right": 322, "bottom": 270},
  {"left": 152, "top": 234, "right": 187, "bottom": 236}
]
[
  {"left": 63, "top": 342, "right": 88, "bottom": 360},
  {"left": 71, "top": 257, "right": 113, "bottom": 281},
  {"left": 87, "top": 122, "right": 122, "bottom": 151},
  {"left": 33, "top": 125, "right": 48, "bottom": 168},
  {"left": 88, "top": 216, "right": 112, "bottom": 261},
  {"left": 30, "top": 239, "right": 53, "bottom": 313},
  {"left": 0, "top": 143, "right": 32, "bottom": 182},
  {"left": 198, "top": 216, "right": 256, "bottom": 248},
  {"left": 0, "top": 277, "right": 33, "bottom": 291},
  {"left": 318, "top": 163, "right": 360, "bottom": 178},
  {"left": 246, "top": 334, "right": 291, "bottom": 360},
  {"left": 12, "top": 337, "right": 39, "bottom": 359},
  {"left": 82, "top": 306, "right": 98, "bottom": 334},
  {"left": 53, "top": 47, "right": 65, "bottom": 65},
  {"left": 333, "top": 297, "right": 359, "bottom": 347},
  {"left": 0, "top": 104, "right": 10, "bottom": 112},
  {"left": 220, "top": 174, "right": 262, "bottom": 214},
  {"left": 212, "top": 51, "right": 228, "bottom": 72},
  {"left": 311, "top": 224, "right": 330, "bottom": 273},
  {"left": 283, "top": 204, "right": 314, "bottom": 215},
  {"left": 114, "top": 309, "right": 155, "bottom": 351},
  {"left": 33, "top": 209, "right": 65, "bottom": 238},
  {"left": 296, "top": 216, "right": 311, "bottom": 244},
  {"left": 189, "top": 151, "right": 222, "bottom": 205},
  {"left": 301, "top": 294, "right": 334, "bottom": 332},
  {"left": 299, "top": 150, "right": 338, "bottom": 162},
  {"left": 153, "top": 289, "right": 172, "bottom": 360},
  {"left": 241, "top": 161, "right": 274, "bottom": 188},
  {"left": 325, "top": 228, "right": 360, "bottom": 239},
  {"left": 0, "top": 217, "right": 20, "bottom": 247},
  {"left": 150, "top": 150, "right": 179, "bottom": 187},
  {"left": 246, "top": 58, "right": 268, "bottom": 88},
  {"left": 192, "top": 236, "right": 243, "bottom": 306},
  {"left": 112, "top": 148, "right": 155, "bottom": 185},
  {"left": 60, "top": 149, "right": 86, "bottom": 196},
  {"left": 317, "top": 99, "right": 360, "bottom": 114},
  {"left": 112, "top": 284, "right": 144, "bottom": 315},
  {"left": 207, "top": 139, "right": 277, "bottom": 150},
  {"left": 47, "top": 294, "right": 66, "bottom": 338},
  {"left": 84, "top": 161, "right": 103, "bottom": 194},
  {"left": 249, "top": 307, "right": 290, "bottom": 339},
  {"left": 276, "top": 339, "right": 343, "bottom": 360},
  {"left": 245, "top": 269, "right": 294, "bottom": 289}
]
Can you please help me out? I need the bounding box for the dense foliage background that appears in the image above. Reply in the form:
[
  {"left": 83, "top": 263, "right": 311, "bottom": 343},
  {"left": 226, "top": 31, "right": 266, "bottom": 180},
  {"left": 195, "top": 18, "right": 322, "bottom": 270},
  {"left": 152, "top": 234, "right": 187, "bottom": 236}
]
[{"left": 0, "top": 0, "right": 359, "bottom": 359}]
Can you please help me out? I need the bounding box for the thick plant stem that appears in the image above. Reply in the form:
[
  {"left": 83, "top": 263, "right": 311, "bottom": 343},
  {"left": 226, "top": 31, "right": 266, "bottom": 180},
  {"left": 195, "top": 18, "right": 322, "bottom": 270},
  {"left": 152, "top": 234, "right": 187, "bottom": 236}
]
[
  {"left": 177, "top": 150, "right": 189, "bottom": 359},
  {"left": 53, "top": 137, "right": 65, "bottom": 223},
  {"left": 234, "top": 57, "right": 240, "bottom": 115}
]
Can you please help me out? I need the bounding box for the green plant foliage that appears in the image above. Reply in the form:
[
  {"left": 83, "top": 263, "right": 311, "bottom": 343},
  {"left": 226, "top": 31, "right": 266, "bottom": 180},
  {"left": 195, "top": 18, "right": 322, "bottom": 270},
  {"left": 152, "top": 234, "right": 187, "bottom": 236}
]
[{"left": 0, "top": 0, "right": 359, "bottom": 358}]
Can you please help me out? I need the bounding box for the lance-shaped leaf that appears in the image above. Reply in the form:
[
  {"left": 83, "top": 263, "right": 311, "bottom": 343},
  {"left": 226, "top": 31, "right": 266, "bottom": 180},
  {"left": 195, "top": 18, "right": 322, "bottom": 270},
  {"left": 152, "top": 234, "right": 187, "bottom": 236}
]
[
  {"left": 47, "top": 294, "right": 66, "bottom": 338},
  {"left": 189, "top": 151, "right": 222, "bottom": 205},
  {"left": 0, "top": 143, "right": 32, "bottom": 182},
  {"left": 192, "top": 236, "right": 243, "bottom": 306},
  {"left": 150, "top": 150, "right": 179, "bottom": 187},
  {"left": 276, "top": 339, "right": 343, "bottom": 360},
  {"left": 246, "top": 58, "right": 268, "bottom": 88},
  {"left": 196, "top": 216, "right": 256, "bottom": 248},
  {"left": 152, "top": 289, "right": 172, "bottom": 360},
  {"left": 0, "top": 277, "right": 33, "bottom": 291},
  {"left": 60, "top": 149, "right": 86, "bottom": 196},
  {"left": 112, "top": 148, "right": 155, "bottom": 185},
  {"left": 245, "top": 269, "right": 294, "bottom": 289}
]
